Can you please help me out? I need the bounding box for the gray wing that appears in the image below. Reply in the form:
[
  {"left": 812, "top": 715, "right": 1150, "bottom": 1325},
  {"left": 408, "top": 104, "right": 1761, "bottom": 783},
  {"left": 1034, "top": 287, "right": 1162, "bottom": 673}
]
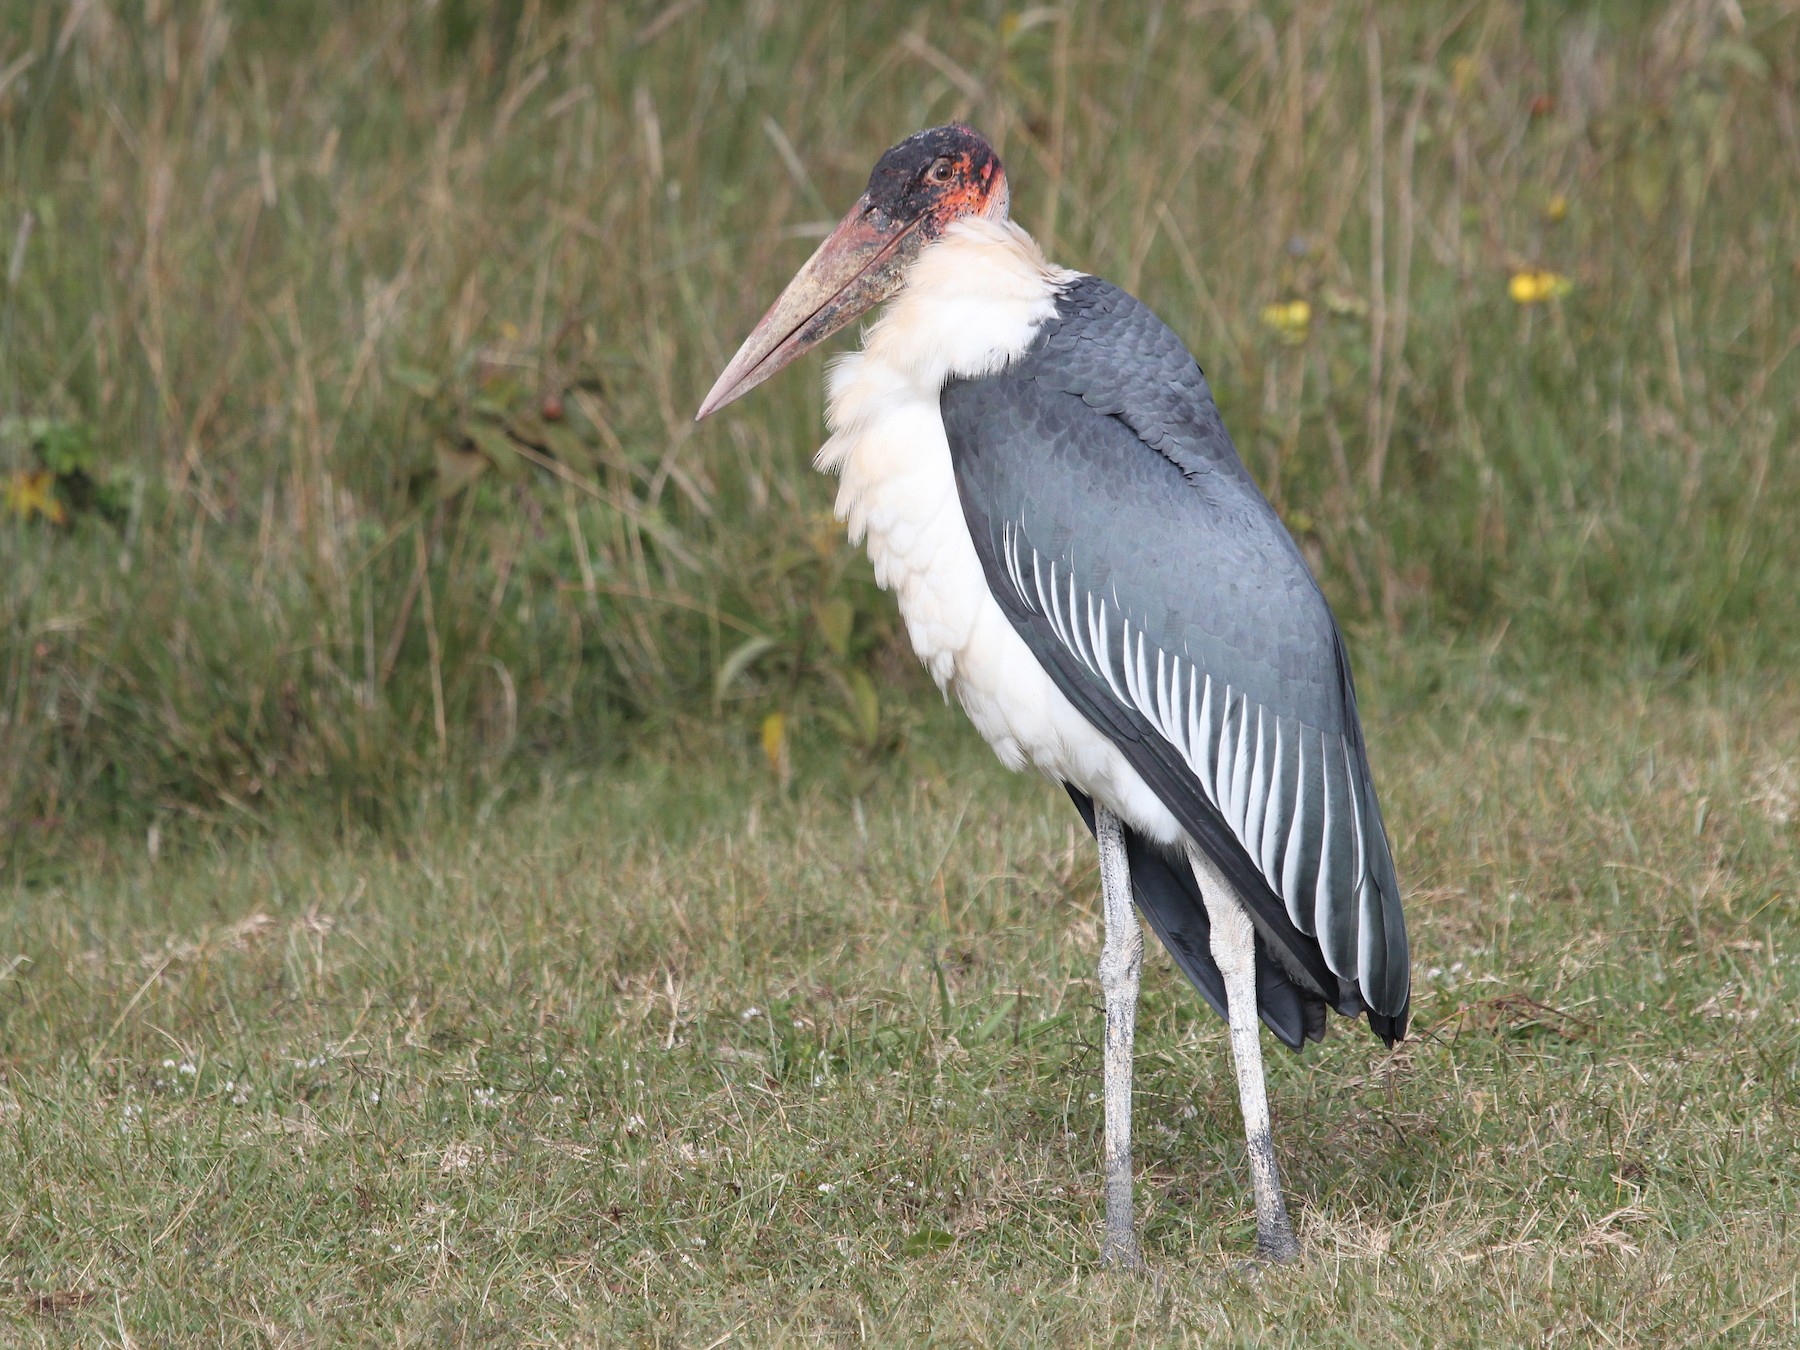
[{"left": 942, "top": 275, "right": 1409, "bottom": 1038}]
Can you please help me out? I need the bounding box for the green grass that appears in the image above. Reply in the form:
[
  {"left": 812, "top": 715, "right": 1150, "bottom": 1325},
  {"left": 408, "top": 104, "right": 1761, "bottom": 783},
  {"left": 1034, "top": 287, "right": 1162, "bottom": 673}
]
[
  {"left": 3, "top": 680, "right": 1798, "bottom": 1343},
  {"left": 5, "top": 1, "right": 1800, "bottom": 853},
  {"left": 4, "top": 0, "right": 1800, "bottom": 1342}
]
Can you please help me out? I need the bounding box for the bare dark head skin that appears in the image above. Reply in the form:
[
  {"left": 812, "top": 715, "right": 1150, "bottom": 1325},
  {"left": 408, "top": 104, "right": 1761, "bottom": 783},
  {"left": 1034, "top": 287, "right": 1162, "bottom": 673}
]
[
  {"left": 695, "top": 125, "right": 1008, "bottom": 419},
  {"left": 861, "top": 124, "right": 1007, "bottom": 236}
]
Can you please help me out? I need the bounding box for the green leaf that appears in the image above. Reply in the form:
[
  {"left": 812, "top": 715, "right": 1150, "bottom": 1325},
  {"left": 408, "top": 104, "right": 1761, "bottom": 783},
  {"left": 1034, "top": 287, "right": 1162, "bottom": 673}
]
[
  {"left": 389, "top": 366, "right": 443, "bottom": 400},
  {"left": 537, "top": 423, "right": 603, "bottom": 471},
  {"left": 433, "top": 439, "right": 489, "bottom": 498},
  {"left": 963, "top": 997, "right": 1016, "bottom": 1046},
  {"left": 901, "top": 1228, "right": 956, "bottom": 1257},
  {"left": 714, "top": 635, "right": 778, "bottom": 703},
  {"left": 845, "top": 669, "right": 880, "bottom": 746},
  {"left": 1018, "top": 1011, "right": 1073, "bottom": 1043},
  {"left": 38, "top": 420, "right": 95, "bottom": 476},
  {"left": 463, "top": 421, "right": 528, "bottom": 480},
  {"left": 817, "top": 597, "right": 854, "bottom": 658}
]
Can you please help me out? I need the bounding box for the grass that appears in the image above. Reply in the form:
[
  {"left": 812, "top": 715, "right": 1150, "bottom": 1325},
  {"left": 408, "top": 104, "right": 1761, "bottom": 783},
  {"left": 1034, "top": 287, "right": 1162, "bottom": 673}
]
[
  {"left": 3, "top": 678, "right": 1798, "bottom": 1343},
  {"left": 3, "top": 0, "right": 1800, "bottom": 1342},
  {"left": 4, "top": 1, "right": 1800, "bottom": 853}
]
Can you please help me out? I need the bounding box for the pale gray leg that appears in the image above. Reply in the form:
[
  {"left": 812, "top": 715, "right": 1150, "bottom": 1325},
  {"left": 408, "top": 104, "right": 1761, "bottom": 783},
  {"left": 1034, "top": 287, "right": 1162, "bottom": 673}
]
[
  {"left": 1191, "top": 850, "right": 1300, "bottom": 1262},
  {"left": 1094, "top": 805, "right": 1144, "bottom": 1268}
]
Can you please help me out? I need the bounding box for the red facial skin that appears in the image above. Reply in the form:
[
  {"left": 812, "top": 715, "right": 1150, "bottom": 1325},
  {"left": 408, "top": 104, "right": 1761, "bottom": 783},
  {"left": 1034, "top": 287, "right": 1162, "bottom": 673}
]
[{"left": 933, "top": 152, "right": 1006, "bottom": 225}]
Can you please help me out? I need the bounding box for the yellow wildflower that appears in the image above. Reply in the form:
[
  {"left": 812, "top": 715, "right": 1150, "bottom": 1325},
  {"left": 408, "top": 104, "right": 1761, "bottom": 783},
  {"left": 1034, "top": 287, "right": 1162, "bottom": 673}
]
[
  {"left": 1508, "top": 270, "right": 1572, "bottom": 305},
  {"left": 1260, "top": 298, "right": 1312, "bottom": 344},
  {"left": 1545, "top": 193, "right": 1568, "bottom": 223},
  {"left": 760, "top": 711, "right": 790, "bottom": 786},
  {"left": 3, "top": 469, "right": 67, "bottom": 525}
]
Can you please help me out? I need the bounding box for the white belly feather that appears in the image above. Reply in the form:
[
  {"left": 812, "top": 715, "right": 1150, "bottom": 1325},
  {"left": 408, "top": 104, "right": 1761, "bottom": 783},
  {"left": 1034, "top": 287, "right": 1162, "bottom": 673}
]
[{"left": 814, "top": 218, "right": 1183, "bottom": 846}]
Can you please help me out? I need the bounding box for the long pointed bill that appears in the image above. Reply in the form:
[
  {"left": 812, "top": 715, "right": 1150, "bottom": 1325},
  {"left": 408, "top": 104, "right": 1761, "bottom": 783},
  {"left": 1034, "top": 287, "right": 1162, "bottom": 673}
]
[{"left": 695, "top": 196, "right": 919, "bottom": 420}]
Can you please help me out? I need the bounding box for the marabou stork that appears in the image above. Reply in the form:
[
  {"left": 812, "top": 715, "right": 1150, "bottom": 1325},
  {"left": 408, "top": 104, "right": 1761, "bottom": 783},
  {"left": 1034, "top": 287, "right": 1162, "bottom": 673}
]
[{"left": 696, "top": 125, "right": 1409, "bottom": 1266}]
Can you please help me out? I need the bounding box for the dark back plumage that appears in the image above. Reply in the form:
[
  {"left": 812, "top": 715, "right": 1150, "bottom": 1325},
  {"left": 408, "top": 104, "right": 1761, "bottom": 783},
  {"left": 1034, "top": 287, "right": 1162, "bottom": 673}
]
[{"left": 942, "top": 276, "right": 1409, "bottom": 1046}]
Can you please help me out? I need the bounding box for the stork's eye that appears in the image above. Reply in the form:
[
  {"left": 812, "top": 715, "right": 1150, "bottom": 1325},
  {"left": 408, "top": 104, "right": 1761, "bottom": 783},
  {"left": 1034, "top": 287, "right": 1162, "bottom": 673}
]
[{"left": 928, "top": 157, "right": 954, "bottom": 183}]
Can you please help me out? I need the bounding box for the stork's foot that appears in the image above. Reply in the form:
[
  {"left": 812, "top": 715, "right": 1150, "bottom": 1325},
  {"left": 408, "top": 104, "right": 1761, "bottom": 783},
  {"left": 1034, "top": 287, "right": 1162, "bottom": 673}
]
[
  {"left": 1229, "top": 1226, "right": 1299, "bottom": 1277},
  {"left": 1255, "top": 1224, "right": 1300, "bottom": 1264},
  {"left": 1100, "top": 1230, "right": 1146, "bottom": 1272},
  {"left": 1100, "top": 1146, "right": 1143, "bottom": 1272}
]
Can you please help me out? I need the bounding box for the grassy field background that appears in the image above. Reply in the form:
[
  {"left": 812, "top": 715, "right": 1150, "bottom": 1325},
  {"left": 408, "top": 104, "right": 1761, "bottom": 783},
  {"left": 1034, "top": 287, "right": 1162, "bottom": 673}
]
[{"left": 2, "top": 0, "right": 1798, "bottom": 1342}]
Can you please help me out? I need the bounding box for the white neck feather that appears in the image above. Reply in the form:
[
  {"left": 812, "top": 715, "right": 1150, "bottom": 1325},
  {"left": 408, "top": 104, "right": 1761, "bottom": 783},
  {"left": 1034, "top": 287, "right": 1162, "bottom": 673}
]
[
  {"left": 803, "top": 216, "right": 1178, "bottom": 840},
  {"left": 807, "top": 213, "right": 1069, "bottom": 683},
  {"left": 818, "top": 217, "right": 1071, "bottom": 469}
]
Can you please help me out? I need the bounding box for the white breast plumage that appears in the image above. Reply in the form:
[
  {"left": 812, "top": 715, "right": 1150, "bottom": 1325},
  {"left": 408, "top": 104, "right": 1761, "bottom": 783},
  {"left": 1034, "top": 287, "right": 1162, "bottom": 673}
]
[{"left": 814, "top": 218, "right": 1185, "bottom": 846}]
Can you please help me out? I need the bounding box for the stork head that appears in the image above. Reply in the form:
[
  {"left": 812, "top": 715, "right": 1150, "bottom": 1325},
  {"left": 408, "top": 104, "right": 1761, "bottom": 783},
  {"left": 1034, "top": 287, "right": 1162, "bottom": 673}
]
[{"left": 695, "top": 124, "right": 1007, "bottom": 419}]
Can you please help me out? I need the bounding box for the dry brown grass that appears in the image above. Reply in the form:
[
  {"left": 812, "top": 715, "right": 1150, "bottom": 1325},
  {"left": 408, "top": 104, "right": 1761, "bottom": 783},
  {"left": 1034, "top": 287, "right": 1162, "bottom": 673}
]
[
  {"left": 2, "top": 681, "right": 1797, "bottom": 1343},
  {"left": 3, "top": 0, "right": 1798, "bottom": 856},
  {"left": 3, "top": 1, "right": 1799, "bottom": 1342}
]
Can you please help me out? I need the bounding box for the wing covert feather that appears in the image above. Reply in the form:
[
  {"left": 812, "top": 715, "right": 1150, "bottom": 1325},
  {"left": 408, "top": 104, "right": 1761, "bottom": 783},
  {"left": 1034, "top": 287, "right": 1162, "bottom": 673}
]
[{"left": 942, "top": 275, "right": 1409, "bottom": 1035}]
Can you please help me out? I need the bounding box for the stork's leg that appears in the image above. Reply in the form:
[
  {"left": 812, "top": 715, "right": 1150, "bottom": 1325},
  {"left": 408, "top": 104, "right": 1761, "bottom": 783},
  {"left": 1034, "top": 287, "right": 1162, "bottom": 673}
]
[
  {"left": 1093, "top": 805, "right": 1144, "bottom": 1269},
  {"left": 1191, "top": 852, "right": 1300, "bottom": 1262}
]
